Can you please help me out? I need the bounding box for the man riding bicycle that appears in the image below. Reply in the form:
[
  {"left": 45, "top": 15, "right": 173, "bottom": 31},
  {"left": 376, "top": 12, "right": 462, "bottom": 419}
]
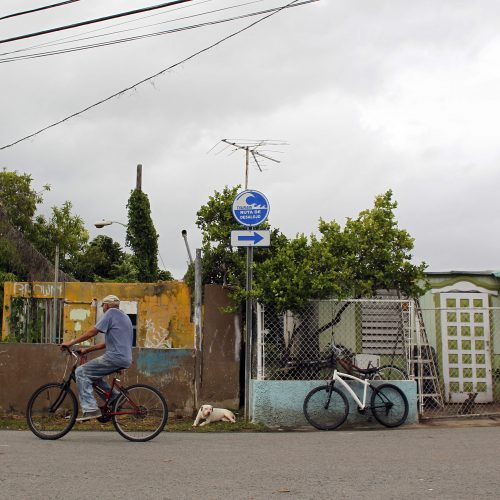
[{"left": 60, "top": 294, "right": 133, "bottom": 421}]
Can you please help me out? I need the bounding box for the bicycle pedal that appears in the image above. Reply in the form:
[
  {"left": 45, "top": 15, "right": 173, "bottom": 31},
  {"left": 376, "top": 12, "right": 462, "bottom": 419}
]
[{"left": 97, "top": 415, "right": 111, "bottom": 423}]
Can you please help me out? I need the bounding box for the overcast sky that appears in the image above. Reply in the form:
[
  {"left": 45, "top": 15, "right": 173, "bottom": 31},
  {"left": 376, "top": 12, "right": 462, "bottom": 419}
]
[{"left": 1, "top": 0, "right": 500, "bottom": 279}]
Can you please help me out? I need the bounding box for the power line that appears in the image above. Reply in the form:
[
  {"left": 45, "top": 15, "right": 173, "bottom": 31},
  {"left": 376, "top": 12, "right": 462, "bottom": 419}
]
[
  {"left": 0, "top": 1, "right": 270, "bottom": 61},
  {"left": 0, "top": 0, "right": 195, "bottom": 44},
  {"left": 0, "top": 1, "right": 315, "bottom": 63},
  {"left": 0, "top": 0, "right": 221, "bottom": 57},
  {"left": 0, "top": 0, "right": 309, "bottom": 151},
  {"left": 0, "top": 1, "right": 80, "bottom": 21}
]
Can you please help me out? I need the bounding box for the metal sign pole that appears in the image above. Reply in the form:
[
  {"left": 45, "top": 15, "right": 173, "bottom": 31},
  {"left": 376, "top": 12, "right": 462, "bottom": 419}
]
[
  {"left": 231, "top": 189, "right": 270, "bottom": 422},
  {"left": 244, "top": 243, "right": 254, "bottom": 421}
]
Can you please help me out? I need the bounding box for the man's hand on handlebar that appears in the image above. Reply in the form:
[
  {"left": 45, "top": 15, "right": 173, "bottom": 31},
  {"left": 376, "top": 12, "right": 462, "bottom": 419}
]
[
  {"left": 60, "top": 341, "right": 73, "bottom": 352},
  {"left": 60, "top": 343, "right": 87, "bottom": 355}
]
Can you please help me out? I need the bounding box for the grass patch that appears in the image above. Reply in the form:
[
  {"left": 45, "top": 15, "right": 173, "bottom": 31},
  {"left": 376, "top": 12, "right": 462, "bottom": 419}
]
[
  {"left": 0, "top": 415, "right": 28, "bottom": 431},
  {"left": 0, "top": 414, "right": 270, "bottom": 432}
]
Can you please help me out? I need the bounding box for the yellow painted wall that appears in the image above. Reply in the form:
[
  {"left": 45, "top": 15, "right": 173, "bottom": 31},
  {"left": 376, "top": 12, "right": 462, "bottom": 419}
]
[{"left": 2, "top": 281, "right": 194, "bottom": 348}]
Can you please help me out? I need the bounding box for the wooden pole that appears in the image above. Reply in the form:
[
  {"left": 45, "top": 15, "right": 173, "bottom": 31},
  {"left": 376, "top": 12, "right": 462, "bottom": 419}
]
[{"left": 136, "top": 164, "right": 142, "bottom": 191}]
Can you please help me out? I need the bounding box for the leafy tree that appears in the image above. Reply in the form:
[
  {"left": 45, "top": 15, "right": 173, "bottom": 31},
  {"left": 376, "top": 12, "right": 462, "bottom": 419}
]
[
  {"left": 0, "top": 170, "right": 48, "bottom": 285},
  {"left": 253, "top": 233, "right": 345, "bottom": 313},
  {"left": 72, "top": 235, "right": 125, "bottom": 281},
  {"left": 31, "top": 201, "right": 89, "bottom": 275},
  {"left": 126, "top": 189, "right": 163, "bottom": 282},
  {"left": 185, "top": 186, "right": 286, "bottom": 302},
  {"left": 319, "top": 190, "right": 427, "bottom": 299},
  {"left": 189, "top": 187, "right": 428, "bottom": 314},
  {"left": 0, "top": 171, "right": 89, "bottom": 280},
  {"left": 111, "top": 253, "right": 140, "bottom": 282},
  {"left": 0, "top": 169, "right": 50, "bottom": 233},
  {"left": 194, "top": 185, "right": 246, "bottom": 287},
  {"left": 157, "top": 269, "right": 174, "bottom": 281}
]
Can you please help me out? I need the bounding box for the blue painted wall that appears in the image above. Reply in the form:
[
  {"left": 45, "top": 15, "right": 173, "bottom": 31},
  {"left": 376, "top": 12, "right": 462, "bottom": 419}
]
[
  {"left": 135, "top": 348, "right": 193, "bottom": 375},
  {"left": 250, "top": 380, "right": 418, "bottom": 428}
]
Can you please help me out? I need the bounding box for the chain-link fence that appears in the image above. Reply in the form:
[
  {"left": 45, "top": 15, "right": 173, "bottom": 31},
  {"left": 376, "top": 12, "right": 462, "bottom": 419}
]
[{"left": 256, "top": 298, "right": 500, "bottom": 418}]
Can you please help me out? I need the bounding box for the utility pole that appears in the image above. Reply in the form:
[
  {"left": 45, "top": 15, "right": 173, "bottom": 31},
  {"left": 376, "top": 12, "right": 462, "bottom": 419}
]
[
  {"left": 136, "top": 164, "right": 142, "bottom": 191},
  {"left": 52, "top": 244, "right": 59, "bottom": 343}
]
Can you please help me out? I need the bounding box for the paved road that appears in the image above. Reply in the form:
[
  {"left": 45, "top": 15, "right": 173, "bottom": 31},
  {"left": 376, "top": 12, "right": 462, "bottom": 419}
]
[{"left": 1, "top": 427, "right": 499, "bottom": 499}]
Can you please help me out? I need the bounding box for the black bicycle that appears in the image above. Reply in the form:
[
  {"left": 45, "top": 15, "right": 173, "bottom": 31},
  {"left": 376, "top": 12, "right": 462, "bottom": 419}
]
[
  {"left": 26, "top": 348, "right": 168, "bottom": 442},
  {"left": 282, "top": 343, "right": 408, "bottom": 381}
]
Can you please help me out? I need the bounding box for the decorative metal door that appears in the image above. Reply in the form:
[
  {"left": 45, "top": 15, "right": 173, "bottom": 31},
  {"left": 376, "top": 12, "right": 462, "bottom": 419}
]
[{"left": 440, "top": 293, "right": 493, "bottom": 403}]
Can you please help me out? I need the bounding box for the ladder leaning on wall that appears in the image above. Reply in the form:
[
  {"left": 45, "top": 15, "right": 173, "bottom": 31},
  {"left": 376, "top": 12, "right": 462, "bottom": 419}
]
[{"left": 408, "top": 299, "right": 444, "bottom": 414}]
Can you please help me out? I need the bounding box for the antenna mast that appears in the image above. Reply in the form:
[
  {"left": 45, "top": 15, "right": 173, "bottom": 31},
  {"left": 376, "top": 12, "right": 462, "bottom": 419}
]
[{"left": 214, "top": 139, "right": 287, "bottom": 189}]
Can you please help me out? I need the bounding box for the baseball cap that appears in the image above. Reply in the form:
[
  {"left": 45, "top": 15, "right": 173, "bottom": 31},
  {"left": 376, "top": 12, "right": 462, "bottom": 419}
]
[{"left": 102, "top": 294, "right": 120, "bottom": 304}]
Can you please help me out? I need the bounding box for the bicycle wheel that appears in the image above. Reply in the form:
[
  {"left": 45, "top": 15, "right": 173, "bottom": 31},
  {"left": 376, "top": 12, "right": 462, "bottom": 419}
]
[
  {"left": 370, "top": 383, "right": 409, "bottom": 428},
  {"left": 112, "top": 384, "right": 168, "bottom": 442},
  {"left": 373, "top": 365, "right": 408, "bottom": 381},
  {"left": 26, "top": 383, "right": 78, "bottom": 440},
  {"left": 303, "top": 385, "right": 349, "bottom": 430}
]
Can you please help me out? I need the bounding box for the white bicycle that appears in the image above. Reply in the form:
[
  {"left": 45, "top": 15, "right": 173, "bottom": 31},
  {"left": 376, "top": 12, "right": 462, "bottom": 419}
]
[{"left": 303, "top": 365, "right": 409, "bottom": 430}]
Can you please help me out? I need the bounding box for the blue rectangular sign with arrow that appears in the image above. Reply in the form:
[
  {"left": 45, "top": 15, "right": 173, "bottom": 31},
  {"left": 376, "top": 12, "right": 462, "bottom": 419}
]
[{"left": 231, "top": 230, "right": 270, "bottom": 247}]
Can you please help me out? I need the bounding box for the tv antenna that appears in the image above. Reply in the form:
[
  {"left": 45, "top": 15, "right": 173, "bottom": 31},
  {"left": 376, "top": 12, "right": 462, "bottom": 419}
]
[{"left": 210, "top": 139, "right": 287, "bottom": 189}]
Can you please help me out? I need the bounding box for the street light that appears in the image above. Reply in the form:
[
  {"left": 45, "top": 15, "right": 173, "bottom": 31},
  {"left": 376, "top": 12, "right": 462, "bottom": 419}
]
[
  {"left": 181, "top": 229, "right": 193, "bottom": 265},
  {"left": 95, "top": 218, "right": 168, "bottom": 274},
  {"left": 94, "top": 220, "right": 127, "bottom": 228}
]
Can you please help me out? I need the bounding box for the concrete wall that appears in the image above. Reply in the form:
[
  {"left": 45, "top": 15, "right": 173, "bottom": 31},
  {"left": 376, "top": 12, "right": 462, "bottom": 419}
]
[
  {"left": 2, "top": 280, "right": 194, "bottom": 348},
  {"left": 0, "top": 344, "right": 195, "bottom": 416},
  {"left": 0, "top": 285, "right": 242, "bottom": 417},
  {"left": 199, "top": 285, "right": 241, "bottom": 409},
  {"left": 250, "top": 380, "right": 418, "bottom": 428}
]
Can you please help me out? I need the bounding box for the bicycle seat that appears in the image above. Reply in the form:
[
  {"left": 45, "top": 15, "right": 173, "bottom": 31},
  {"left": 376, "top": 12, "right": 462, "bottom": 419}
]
[{"left": 355, "top": 366, "right": 379, "bottom": 375}]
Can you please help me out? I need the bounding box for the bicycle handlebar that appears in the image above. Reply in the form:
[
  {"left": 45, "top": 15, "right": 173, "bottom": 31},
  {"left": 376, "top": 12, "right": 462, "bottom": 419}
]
[{"left": 61, "top": 345, "right": 86, "bottom": 361}]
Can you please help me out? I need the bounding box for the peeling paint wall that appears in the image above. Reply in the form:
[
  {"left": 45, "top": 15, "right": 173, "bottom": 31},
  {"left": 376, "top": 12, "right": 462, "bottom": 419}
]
[
  {"left": 1, "top": 285, "right": 242, "bottom": 416},
  {"left": 2, "top": 281, "right": 194, "bottom": 348},
  {"left": 0, "top": 344, "right": 195, "bottom": 415}
]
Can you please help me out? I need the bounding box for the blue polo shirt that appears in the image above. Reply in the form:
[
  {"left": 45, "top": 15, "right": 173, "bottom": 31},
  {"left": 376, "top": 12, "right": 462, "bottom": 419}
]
[{"left": 95, "top": 308, "right": 133, "bottom": 367}]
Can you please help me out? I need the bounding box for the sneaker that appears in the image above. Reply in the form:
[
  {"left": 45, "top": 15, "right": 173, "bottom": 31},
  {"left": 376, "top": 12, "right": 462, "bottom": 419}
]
[
  {"left": 97, "top": 414, "right": 112, "bottom": 423},
  {"left": 76, "top": 409, "right": 102, "bottom": 422}
]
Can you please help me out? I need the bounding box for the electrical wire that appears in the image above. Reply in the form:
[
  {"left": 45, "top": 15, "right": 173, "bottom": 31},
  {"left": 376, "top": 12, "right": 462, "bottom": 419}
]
[
  {"left": 0, "top": 0, "right": 195, "bottom": 44},
  {"left": 0, "top": 0, "right": 265, "bottom": 58},
  {"left": 0, "top": 0, "right": 219, "bottom": 57},
  {"left": 0, "top": 1, "right": 79, "bottom": 21},
  {"left": 0, "top": 1, "right": 316, "bottom": 64},
  {"left": 0, "top": 0, "right": 309, "bottom": 151}
]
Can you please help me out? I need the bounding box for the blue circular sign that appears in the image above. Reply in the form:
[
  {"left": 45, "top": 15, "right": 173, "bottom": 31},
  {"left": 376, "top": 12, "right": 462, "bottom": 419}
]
[{"left": 232, "top": 190, "right": 270, "bottom": 227}]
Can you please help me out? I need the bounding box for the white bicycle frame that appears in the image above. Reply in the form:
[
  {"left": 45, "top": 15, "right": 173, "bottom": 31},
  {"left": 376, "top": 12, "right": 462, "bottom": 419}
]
[{"left": 331, "top": 369, "right": 372, "bottom": 410}]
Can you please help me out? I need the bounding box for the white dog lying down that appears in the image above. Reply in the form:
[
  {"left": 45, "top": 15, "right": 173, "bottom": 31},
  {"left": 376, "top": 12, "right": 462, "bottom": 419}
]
[{"left": 193, "top": 405, "right": 236, "bottom": 427}]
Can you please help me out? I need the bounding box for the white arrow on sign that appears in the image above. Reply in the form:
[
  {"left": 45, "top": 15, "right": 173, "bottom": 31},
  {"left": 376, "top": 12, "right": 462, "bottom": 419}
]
[{"left": 231, "top": 230, "right": 270, "bottom": 247}]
